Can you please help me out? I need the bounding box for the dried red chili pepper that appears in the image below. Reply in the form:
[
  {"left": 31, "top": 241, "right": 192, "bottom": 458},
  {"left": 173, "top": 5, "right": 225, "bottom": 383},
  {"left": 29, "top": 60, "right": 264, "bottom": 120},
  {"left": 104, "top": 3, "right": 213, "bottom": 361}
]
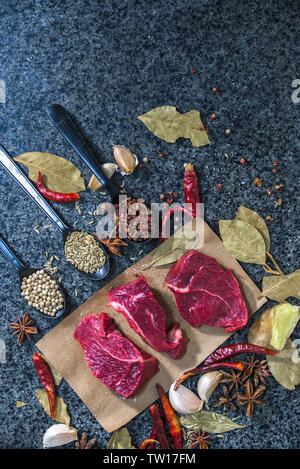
[
  {"left": 32, "top": 352, "right": 56, "bottom": 418},
  {"left": 184, "top": 163, "right": 200, "bottom": 217},
  {"left": 149, "top": 404, "right": 171, "bottom": 449},
  {"left": 204, "top": 343, "right": 277, "bottom": 366},
  {"left": 156, "top": 383, "right": 183, "bottom": 449},
  {"left": 37, "top": 172, "right": 80, "bottom": 203},
  {"left": 174, "top": 361, "right": 246, "bottom": 391},
  {"left": 139, "top": 438, "right": 160, "bottom": 449}
]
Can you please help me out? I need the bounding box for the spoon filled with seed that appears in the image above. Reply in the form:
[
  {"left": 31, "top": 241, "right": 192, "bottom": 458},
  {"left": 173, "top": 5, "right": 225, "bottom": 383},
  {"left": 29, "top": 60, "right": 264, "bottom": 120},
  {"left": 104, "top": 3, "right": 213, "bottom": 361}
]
[
  {"left": 0, "top": 145, "right": 110, "bottom": 280},
  {"left": 0, "top": 235, "right": 66, "bottom": 318}
]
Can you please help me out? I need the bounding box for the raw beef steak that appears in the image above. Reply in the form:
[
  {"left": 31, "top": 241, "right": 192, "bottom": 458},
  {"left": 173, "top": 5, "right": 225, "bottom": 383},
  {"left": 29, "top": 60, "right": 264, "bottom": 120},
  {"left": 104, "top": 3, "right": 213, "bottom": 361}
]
[
  {"left": 74, "top": 312, "right": 159, "bottom": 398},
  {"left": 108, "top": 276, "right": 186, "bottom": 359},
  {"left": 165, "top": 250, "right": 248, "bottom": 332}
]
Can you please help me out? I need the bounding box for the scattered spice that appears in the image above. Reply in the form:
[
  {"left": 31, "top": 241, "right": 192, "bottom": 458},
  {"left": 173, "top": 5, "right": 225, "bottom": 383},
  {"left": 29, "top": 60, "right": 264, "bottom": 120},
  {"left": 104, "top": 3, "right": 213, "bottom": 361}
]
[
  {"left": 190, "top": 68, "right": 197, "bottom": 73},
  {"left": 21, "top": 270, "right": 64, "bottom": 316},
  {"left": 216, "top": 184, "right": 223, "bottom": 191},
  {"left": 253, "top": 178, "right": 263, "bottom": 187},
  {"left": 274, "top": 199, "right": 282, "bottom": 207},
  {"left": 210, "top": 113, "right": 217, "bottom": 120},
  {"left": 221, "top": 370, "right": 243, "bottom": 391},
  {"left": 33, "top": 352, "right": 57, "bottom": 418},
  {"left": 266, "top": 188, "right": 273, "bottom": 196},
  {"left": 158, "top": 151, "right": 165, "bottom": 158},
  {"left": 75, "top": 432, "right": 97, "bottom": 449},
  {"left": 225, "top": 129, "right": 231, "bottom": 134},
  {"left": 64, "top": 231, "right": 106, "bottom": 273},
  {"left": 187, "top": 430, "right": 211, "bottom": 449},
  {"left": 275, "top": 184, "right": 283, "bottom": 191},
  {"left": 96, "top": 235, "right": 128, "bottom": 257},
  {"left": 37, "top": 172, "right": 80, "bottom": 203},
  {"left": 8, "top": 312, "right": 38, "bottom": 344},
  {"left": 239, "top": 158, "right": 246, "bottom": 165},
  {"left": 212, "top": 87, "right": 219, "bottom": 93},
  {"left": 265, "top": 215, "right": 274, "bottom": 224},
  {"left": 237, "top": 379, "right": 266, "bottom": 418},
  {"left": 143, "top": 157, "right": 148, "bottom": 163},
  {"left": 114, "top": 197, "right": 152, "bottom": 242},
  {"left": 214, "top": 386, "right": 237, "bottom": 411},
  {"left": 272, "top": 168, "right": 278, "bottom": 174}
]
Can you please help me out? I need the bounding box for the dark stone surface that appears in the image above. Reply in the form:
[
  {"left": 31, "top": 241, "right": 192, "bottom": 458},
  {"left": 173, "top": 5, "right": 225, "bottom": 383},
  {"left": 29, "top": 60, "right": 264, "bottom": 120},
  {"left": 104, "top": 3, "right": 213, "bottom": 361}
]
[{"left": 0, "top": 0, "right": 299, "bottom": 449}]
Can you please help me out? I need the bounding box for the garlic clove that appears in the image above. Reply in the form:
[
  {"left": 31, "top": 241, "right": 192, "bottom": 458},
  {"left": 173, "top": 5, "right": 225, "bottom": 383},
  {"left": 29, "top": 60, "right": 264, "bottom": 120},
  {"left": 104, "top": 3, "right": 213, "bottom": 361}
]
[
  {"left": 88, "top": 163, "right": 118, "bottom": 191},
  {"left": 197, "top": 371, "right": 223, "bottom": 402},
  {"left": 113, "top": 145, "right": 137, "bottom": 175},
  {"left": 169, "top": 381, "right": 203, "bottom": 414},
  {"left": 43, "top": 424, "right": 78, "bottom": 448}
]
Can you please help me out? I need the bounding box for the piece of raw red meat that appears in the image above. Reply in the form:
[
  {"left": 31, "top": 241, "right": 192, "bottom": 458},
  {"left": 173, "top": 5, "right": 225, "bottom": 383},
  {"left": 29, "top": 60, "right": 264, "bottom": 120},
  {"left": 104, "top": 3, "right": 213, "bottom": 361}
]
[
  {"left": 74, "top": 312, "right": 159, "bottom": 398},
  {"left": 165, "top": 250, "right": 248, "bottom": 332},
  {"left": 108, "top": 276, "right": 186, "bottom": 359}
]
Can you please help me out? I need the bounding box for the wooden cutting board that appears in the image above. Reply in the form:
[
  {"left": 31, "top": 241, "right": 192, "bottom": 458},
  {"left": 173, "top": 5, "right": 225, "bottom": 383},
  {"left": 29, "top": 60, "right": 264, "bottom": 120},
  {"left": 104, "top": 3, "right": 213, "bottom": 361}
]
[{"left": 36, "top": 220, "right": 266, "bottom": 432}]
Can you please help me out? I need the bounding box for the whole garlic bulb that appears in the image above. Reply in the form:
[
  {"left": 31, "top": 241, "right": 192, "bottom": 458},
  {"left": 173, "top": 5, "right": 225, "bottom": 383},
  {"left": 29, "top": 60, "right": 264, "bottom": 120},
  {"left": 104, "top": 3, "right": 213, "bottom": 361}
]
[
  {"left": 43, "top": 424, "right": 78, "bottom": 448},
  {"left": 197, "top": 371, "right": 223, "bottom": 402},
  {"left": 169, "top": 381, "right": 203, "bottom": 414}
]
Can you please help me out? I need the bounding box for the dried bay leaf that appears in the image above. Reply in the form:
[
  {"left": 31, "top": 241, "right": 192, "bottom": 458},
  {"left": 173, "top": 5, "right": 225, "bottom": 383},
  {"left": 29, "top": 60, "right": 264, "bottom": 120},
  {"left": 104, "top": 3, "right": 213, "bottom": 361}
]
[
  {"left": 261, "top": 269, "right": 300, "bottom": 301},
  {"left": 267, "top": 339, "right": 300, "bottom": 390},
  {"left": 236, "top": 206, "right": 271, "bottom": 252},
  {"left": 16, "top": 401, "right": 26, "bottom": 408},
  {"left": 219, "top": 219, "right": 266, "bottom": 264},
  {"left": 107, "top": 427, "right": 136, "bottom": 449},
  {"left": 35, "top": 390, "right": 70, "bottom": 425},
  {"left": 143, "top": 231, "right": 199, "bottom": 269},
  {"left": 14, "top": 152, "right": 86, "bottom": 193},
  {"left": 138, "top": 106, "right": 210, "bottom": 147},
  {"left": 180, "top": 410, "right": 245, "bottom": 433},
  {"left": 42, "top": 355, "right": 63, "bottom": 386}
]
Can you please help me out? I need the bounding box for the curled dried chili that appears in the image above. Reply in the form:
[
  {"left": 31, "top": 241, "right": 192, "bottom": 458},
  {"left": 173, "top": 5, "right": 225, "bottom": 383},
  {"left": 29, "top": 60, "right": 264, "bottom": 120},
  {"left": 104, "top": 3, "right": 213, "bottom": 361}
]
[
  {"left": 37, "top": 172, "right": 80, "bottom": 203},
  {"left": 174, "top": 361, "right": 246, "bottom": 391},
  {"left": 184, "top": 163, "right": 200, "bottom": 217},
  {"left": 204, "top": 343, "right": 277, "bottom": 366},
  {"left": 156, "top": 383, "right": 183, "bottom": 449},
  {"left": 149, "top": 403, "right": 171, "bottom": 449},
  {"left": 139, "top": 438, "right": 159, "bottom": 449},
  {"left": 32, "top": 352, "right": 56, "bottom": 418}
]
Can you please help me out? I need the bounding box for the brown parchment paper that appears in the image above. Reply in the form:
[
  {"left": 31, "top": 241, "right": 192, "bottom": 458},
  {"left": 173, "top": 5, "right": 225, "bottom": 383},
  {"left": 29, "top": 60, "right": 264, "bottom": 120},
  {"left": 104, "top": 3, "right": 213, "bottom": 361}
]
[{"left": 36, "top": 220, "right": 266, "bottom": 432}]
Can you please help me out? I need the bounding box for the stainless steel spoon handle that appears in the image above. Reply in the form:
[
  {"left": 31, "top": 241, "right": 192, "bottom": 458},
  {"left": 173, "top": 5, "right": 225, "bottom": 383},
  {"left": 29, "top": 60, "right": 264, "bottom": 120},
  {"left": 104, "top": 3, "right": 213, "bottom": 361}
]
[
  {"left": 0, "top": 235, "right": 25, "bottom": 272},
  {"left": 0, "top": 145, "right": 70, "bottom": 234}
]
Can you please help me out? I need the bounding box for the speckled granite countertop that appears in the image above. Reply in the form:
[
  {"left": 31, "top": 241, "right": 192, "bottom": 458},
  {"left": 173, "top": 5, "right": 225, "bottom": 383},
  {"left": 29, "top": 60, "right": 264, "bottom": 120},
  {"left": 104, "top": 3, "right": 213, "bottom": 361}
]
[{"left": 0, "top": 0, "right": 299, "bottom": 450}]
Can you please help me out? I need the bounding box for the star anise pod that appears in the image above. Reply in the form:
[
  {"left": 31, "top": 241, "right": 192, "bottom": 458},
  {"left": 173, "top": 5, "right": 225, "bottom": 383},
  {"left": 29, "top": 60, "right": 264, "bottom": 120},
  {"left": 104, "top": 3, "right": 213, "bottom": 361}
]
[
  {"left": 237, "top": 379, "right": 266, "bottom": 418},
  {"left": 241, "top": 357, "right": 260, "bottom": 382},
  {"left": 75, "top": 432, "right": 97, "bottom": 449},
  {"left": 214, "top": 385, "right": 237, "bottom": 411},
  {"left": 187, "top": 430, "right": 211, "bottom": 449},
  {"left": 8, "top": 312, "right": 38, "bottom": 344},
  {"left": 221, "top": 370, "right": 243, "bottom": 391},
  {"left": 253, "top": 360, "right": 271, "bottom": 387},
  {"left": 97, "top": 236, "right": 128, "bottom": 256}
]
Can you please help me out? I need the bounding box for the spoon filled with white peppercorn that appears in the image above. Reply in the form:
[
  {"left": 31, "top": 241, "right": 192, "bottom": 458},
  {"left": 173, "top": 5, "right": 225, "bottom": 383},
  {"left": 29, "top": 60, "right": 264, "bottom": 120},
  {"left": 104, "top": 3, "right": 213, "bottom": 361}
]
[{"left": 0, "top": 235, "right": 67, "bottom": 318}]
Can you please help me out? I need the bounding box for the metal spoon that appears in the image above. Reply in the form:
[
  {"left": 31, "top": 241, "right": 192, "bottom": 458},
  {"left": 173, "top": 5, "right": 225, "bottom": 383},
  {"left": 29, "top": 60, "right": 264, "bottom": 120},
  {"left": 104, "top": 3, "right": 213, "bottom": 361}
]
[
  {"left": 47, "top": 104, "right": 153, "bottom": 245},
  {"left": 0, "top": 235, "right": 67, "bottom": 318},
  {"left": 0, "top": 145, "right": 110, "bottom": 280}
]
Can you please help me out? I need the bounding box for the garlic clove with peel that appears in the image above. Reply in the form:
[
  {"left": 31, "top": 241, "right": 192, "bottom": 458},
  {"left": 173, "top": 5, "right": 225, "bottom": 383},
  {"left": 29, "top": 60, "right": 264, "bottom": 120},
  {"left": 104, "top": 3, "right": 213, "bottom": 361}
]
[
  {"left": 197, "top": 371, "right": 223, "bottom": 402},
  {"left": 169, "top": 381, "right": 203, "bottom": 414},
  {"left": 113, "top": 145, "right": 138, "bottom": 175},
  {"left": 88, "top": 163, "right": 118, "bottom": 191},
  {"left": 43, "top": 424, "right": 78, "bottom": 448}
]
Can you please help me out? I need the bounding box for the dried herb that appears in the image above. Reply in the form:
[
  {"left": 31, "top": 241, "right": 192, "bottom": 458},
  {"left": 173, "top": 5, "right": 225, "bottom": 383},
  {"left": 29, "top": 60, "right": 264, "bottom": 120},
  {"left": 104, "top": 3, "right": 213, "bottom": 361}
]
[
  {"left": 266, "top": 339, "right": 300, "bottom": 391},
  {"left": 180, "top": 410, "right": 245, "bottom": 433},
  {"left": 138, "top": 106, "right": 210, "bottom": 147},
  {"left": 35, "top": 390, "right": 70, "bottom": 425},
  {"left": 235, "top": 206, "right": 271, "bottom": 252},
  {"left": 237, "top": 380, "right": 266, "bottom": 418},
  {"left": 219, "top": 219, "right": 266, "bottom": 264},
  {"left": 107, "top": 427, "right": 136, "bottom": 449},
  {"left": 64, "top": 231, "right": 106, "bottom": 273},
  {"left": 261, "top": 270, "right": 300, "bottom": 302},
  {"left": 221, "top": 370, "right": 243, "bottom": 391},
  {"left": 143, "top": 230, "right": 199, "bottom": 269},
  {"left": 213, "top": 386, "right": 237, "bottom": 411},
  {"left": 14, "top": 152, "right": 86, "bottom": 193},
  {"left": 75, "top": 432, "right": 97, "bottom": 449},
  {"left": 8, "top": 312, "right": 38, "bottom": 344},
  {"left": 186, "top": 430, "right": 211, "bottom": 449}
]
